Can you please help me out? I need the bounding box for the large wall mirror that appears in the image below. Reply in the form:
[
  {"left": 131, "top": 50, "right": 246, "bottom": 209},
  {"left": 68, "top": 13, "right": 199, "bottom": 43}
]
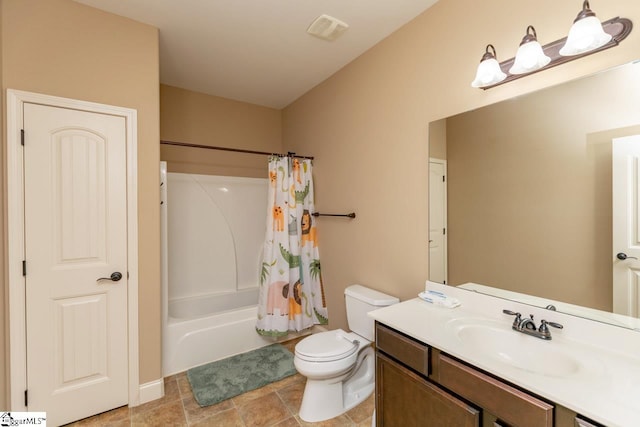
[{"left": 429, "top": 61, "right": 640, "bottom": 329}]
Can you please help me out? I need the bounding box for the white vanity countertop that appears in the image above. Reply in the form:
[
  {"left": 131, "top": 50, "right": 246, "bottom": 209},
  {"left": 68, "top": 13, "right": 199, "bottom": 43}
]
[{"left": 368, "top": 283, "right": 640, "bottom": 427}]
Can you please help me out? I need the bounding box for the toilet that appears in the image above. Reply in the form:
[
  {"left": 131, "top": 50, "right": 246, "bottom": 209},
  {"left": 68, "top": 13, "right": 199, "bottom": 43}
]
[{"left": 294, "top": 284, "right": 399, "bottom": 422}]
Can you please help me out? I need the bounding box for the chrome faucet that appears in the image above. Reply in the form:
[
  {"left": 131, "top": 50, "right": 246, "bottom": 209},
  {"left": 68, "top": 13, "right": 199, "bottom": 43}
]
[{"left": 502, "top": 310, "right": 563, "bottom": 340}]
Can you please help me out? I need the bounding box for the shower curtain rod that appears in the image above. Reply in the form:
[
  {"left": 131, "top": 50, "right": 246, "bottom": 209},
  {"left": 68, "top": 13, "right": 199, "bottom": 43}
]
[{"left": 160, "top": 140, "right": 314, "bottom": 160}]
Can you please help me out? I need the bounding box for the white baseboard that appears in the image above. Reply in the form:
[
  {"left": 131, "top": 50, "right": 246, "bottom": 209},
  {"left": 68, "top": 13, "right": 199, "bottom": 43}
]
[{"left": 137, "top": 379, "right": 164, "bottom": 405}]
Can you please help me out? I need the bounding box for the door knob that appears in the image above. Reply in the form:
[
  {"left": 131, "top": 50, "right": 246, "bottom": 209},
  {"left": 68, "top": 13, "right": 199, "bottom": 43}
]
[
  {"left": 616, "top": 252, "right": 638, "bottom": 261},
  {"left": 97, "top": 272, "right": 123, "bottom": 283}
]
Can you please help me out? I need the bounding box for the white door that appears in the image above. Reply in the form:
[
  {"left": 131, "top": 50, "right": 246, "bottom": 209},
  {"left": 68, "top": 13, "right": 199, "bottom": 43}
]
[
  {"left": 429, "top": 159, "right": 447, "bottom": 284},
  {"left": 23, "top": 103, "right": 129, "bottom": 425},
  {"left": 612, "top": 135, "right": 640, "bottom": 318}
]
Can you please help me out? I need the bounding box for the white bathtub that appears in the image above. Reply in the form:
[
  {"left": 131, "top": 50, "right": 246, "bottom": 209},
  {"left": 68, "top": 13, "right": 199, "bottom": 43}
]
[
  {"left": 162, "top": 289, "right": 274, "bottom": 376},
  {"left": 169, "top": 288, "right": 260, "bottom": 319},
  {"left": 161, "top": 167, "right": 283, "bottom": 376}
]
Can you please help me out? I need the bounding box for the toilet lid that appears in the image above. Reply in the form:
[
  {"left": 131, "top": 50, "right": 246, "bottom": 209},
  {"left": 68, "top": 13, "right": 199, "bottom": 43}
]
[{"left": 295, "top": 330, "right": 359, "bottom": 362}]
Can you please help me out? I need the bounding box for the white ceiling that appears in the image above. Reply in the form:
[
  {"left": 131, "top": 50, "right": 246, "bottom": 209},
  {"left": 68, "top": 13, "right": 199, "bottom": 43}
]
[{"left": 75, "top": 0, "right": 439, "bottom": 108}]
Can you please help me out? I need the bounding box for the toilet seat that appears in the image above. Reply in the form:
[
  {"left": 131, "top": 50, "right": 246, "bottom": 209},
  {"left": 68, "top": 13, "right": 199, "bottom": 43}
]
[{"left": 295, "top": 329, "right": 363, "bottom": 362}]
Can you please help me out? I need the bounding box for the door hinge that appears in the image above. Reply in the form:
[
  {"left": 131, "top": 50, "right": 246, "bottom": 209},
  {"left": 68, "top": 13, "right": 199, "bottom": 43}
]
[
  {"left": 21, "top": 129, "right": 25, "bottom": 146},
  {"left": 443, "top": 228, "right": 446, "bottom": 235},
  {"left": 442, "top": 175, "right": 445, "bottom": 182},
  {"left": 22, "top": 260, "right": 26, "bottom": 276},
  {"left": 25, "top": 389, "right": 28, "bottom": 406}
]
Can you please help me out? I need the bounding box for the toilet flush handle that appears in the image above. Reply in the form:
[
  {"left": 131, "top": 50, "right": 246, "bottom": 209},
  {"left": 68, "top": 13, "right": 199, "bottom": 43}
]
[{"left": 338, "top": 334, "right": 360, "bottom": 347}]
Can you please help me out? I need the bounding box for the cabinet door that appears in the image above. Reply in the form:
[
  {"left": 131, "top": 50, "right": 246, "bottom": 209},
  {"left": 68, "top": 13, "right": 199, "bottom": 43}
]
[{"left": 376, "top": 352, "right": 479, "bottom": 427}]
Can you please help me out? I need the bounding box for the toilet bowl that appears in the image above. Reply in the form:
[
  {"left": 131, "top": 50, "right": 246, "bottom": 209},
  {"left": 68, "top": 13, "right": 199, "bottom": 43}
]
[{"left": 294, "top": 285, "right": 398, "bottom": 422}]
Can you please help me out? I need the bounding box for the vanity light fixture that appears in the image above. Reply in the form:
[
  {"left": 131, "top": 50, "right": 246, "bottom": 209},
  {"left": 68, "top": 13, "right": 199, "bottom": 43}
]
[
  {"left": 471, "top": 1, "right": 632, "bottom": 89},
  {"left": 509, "top": 26, "right": 550, "bottom": 75},
  {"left": 471, "top": 44, "right": 507, "bottom": 88}
]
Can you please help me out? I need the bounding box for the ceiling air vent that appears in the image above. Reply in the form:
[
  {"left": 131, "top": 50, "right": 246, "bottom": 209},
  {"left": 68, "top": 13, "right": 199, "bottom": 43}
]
[{"left": 307, "top": 14, "right": 349, "bottom": 41}]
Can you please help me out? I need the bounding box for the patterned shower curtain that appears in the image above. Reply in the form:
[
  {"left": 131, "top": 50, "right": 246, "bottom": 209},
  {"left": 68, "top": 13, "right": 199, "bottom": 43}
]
[{"left": 256, "top": 156, "right": 328, "bottom": 336}]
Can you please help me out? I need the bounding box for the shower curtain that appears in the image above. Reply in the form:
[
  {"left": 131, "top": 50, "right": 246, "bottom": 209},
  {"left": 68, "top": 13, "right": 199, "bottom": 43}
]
[{"left": 256, "top": 156, "right": 328, "bottom": 337}]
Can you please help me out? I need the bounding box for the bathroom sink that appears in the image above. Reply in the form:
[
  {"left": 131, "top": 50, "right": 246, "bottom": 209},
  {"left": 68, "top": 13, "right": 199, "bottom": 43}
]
[{"left": 447, "top": 318, "right": 587, "bottom": 378}]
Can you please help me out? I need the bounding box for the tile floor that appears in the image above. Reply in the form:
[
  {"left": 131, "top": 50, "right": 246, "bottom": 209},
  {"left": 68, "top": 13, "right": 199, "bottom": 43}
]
[{"left": 64, "top": 339, "right": 374, "bottom": 427}]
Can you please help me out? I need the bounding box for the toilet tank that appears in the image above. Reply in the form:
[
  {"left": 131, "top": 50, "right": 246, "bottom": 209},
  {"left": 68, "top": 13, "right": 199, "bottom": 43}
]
[{"left": 344, "top": 284, "right": 399, "bottom": 341}]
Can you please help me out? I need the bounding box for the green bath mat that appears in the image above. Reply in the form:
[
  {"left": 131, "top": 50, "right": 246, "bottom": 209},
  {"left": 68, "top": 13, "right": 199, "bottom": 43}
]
[{"left": 186, "top": 343, "right": 296, "bottom": 407}]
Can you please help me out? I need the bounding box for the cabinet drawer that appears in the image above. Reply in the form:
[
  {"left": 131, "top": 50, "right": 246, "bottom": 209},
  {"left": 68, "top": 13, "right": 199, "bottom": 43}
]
[
  {"left": 437, "top": 354, "right": 553, "bottom": 427},
  {"left": 375, "top": 322, "right": 429, "bottom": 376}
]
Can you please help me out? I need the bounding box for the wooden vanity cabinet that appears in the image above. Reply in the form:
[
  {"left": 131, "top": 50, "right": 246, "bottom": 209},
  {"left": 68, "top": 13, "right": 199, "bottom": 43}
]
[{"left": 374, "top": 322, "right": 596, "bottom": 427}]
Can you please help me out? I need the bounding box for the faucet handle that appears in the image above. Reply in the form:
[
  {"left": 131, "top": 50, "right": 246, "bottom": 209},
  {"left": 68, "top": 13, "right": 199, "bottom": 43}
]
[
  {"left": 539, "top": 319, "right": 563, "bottom": 334},
  {"left": 545, "top": 320, "right": 563, "bottom": 329},
  {"left": 502, "top": 309, "right": 522, "bottom": 328}
]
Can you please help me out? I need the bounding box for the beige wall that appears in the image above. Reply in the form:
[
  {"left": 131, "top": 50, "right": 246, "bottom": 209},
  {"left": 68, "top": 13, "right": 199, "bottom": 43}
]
[
  {"left": 1, "top": 0, "right": 160, "bottom": 407},
  {"left": 446, "top": 64, "right": 640, "bottom": 310},
  {"left": 428, "top": 119, "right": 446, "bottom": 160},
  {"left": 160, "top": 84, "right": 282, "bottom": 178},
  {"left": 283, "top": 0, "right": 640, "bottom": 330}
]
